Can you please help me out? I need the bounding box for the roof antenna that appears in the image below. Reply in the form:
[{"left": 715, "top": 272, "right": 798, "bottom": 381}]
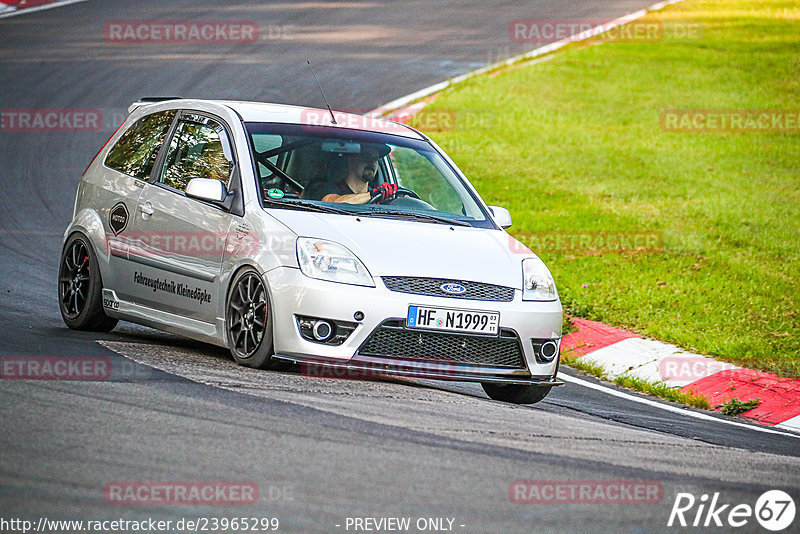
[{"left": 307, "top": 60, "right": 337, "bottom": 125}]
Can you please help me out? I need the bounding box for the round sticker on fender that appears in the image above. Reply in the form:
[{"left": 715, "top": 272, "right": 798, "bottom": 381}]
[{"left": 109, "top": 203, "right": 129, "bottom": 235}]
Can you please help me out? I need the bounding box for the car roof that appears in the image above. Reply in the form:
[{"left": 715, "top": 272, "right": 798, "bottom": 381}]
[{"left": 130, "top": 98, "right": 426, "bottom": 140}]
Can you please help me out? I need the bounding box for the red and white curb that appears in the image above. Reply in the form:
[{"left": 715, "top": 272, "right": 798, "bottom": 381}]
[
  {"left": 561, "top": 318, "right": 800, "bottom": 431},
  {"left": 0, "top": 0, "right": 89, "bottom": 19},
  {"left": 365, "top": 0, "right": 800, "bottom": 433}
]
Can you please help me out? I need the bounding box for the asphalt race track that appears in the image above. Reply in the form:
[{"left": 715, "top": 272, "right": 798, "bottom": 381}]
[{"left": 0, "top": 1, "right": 798, "bottom": 533}]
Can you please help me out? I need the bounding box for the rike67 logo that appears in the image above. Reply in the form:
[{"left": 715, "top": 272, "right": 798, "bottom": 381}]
[{"left": 668, "top": 490, "right": 795, "bottom": 531}]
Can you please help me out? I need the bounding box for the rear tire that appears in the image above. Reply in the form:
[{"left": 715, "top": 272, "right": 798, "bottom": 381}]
[
  {"left": 58, "top": 233, "right": 118, "bottom": 332},
  {"left": 482, "top": 383, "right": 551, "bottom": 404},
  {"left": 225, "top": 268, "right": 284, "bottom": 370}
]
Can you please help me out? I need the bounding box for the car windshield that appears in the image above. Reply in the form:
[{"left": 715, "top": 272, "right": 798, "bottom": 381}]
[{"left": 244, "top": 122, "right": 494, "bottom": 228}]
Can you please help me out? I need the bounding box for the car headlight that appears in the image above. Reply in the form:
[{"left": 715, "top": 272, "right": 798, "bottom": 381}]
[
  {"left": 522, "top": 256, "right": 558, "bottom": 301},
  {"left": 296, "top": 238, "right": 375, "bottom": 287}
]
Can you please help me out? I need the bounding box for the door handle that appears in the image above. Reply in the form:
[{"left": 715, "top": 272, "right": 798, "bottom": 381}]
[{"left": 138, "top": 202, "right": 154, "bottom": 216}]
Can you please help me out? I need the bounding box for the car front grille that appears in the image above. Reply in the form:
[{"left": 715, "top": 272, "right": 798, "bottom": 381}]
[
  {"left": 358, "top": 321, "right": 526, "bottom": 369},
  {"left": 381, "top": 276, "right": 515, "bottom": 302}
]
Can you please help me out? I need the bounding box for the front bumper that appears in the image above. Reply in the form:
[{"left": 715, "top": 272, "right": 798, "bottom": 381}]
[
  {"left": 265, "top": 266, "right": 563, "bottom": 383},
  {"left": 272, "top": 353, "right": 564, "bottom": 386}
]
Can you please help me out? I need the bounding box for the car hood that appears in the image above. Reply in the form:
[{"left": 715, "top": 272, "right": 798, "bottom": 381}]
[{"left": 266, "top": 209, "right": 531, "bottom": 289}]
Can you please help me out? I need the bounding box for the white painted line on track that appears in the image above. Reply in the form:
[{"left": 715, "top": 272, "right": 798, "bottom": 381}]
[
  {"left": 0, "top": 0, "right": 90, "bottom": 20},
  {"left": 559, "top": 371, "right": 800, "bottom": 438}
]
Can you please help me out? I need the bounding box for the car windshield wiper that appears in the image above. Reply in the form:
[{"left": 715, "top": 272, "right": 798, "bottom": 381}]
[
  {"left": 262, "top": 198, "right": 353, "bottom": 215},
  {"left": 361, "top": 209, "right": 472, "bottom": 227}
]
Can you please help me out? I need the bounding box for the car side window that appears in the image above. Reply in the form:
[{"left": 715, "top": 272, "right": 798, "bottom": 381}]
[
  {"left": 104, "top": 110, "right": 176, "bottom": 179},
  {"left": 160, "top": 115, "right": 232, "bottom": 192}
]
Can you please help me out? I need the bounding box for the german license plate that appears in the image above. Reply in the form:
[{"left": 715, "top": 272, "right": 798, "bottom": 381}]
[{"left": 406, "top": 305, "right": 499, "bottom": 335}]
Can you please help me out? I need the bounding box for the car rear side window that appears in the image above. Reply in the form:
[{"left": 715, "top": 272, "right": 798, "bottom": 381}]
[
  {"left": 104, "top": 110, "right": 176, "bottom": 180},
  {"left": 159, "top": 115, "right": 232, "bottom": 192}
]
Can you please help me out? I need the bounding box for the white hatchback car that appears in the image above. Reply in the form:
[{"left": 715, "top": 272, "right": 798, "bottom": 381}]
[{"left": 59, "top": 98, "right": 563, "bottom": 403}]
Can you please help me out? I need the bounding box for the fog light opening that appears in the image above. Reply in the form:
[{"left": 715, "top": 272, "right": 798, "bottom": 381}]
[
  {"left": 312, "top": 320, "right": 333, "bottom": 341},
  {"left": 532, "top": 338, "right": 560, "bottom": 364},
  {"left": 296, "top": 315, "right": 358, "bottom": 346},
  {"left": 540, "top": 341, "right": 558, "bottom": 362}
]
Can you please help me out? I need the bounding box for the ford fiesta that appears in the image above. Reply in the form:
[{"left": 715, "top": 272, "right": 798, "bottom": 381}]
[{"left": 59, "top": 98, "right": 563, "bottom": 404}]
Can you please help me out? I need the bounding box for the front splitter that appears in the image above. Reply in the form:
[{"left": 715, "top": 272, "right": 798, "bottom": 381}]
[{"left": 272, "top": 353, "right": 564, "bottom": 386}]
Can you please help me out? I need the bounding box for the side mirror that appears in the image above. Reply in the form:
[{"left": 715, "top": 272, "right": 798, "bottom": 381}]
[
  {"left": 488, "top": 206, "right": 512, "bottom": 229},
  {"left": 185, "top": 178, "right": 229, "bottom": 206}
]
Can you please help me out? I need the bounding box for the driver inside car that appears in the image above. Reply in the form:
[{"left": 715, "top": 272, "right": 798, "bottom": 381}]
[{"left": 303, "top": 143, "right": 397, "bottom": 204}]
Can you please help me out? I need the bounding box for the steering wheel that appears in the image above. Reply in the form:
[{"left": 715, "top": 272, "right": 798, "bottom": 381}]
[{"left": 368, "top": 186, "right": 420, "bottom": 204}]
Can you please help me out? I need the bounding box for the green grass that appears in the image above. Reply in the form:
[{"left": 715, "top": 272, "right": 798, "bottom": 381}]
[
  {"left": 561, "top": 352, "right": 610, "bottom": 380},
  {"left": 716, "top": 397, "right": 762, "bottom": 415},
  {"left": 613, "top": 374, "right": 710, "bottom": 410},
  {"left": 561, "top": 351, "right": 711, "bottom": 409},
  {"left": 411, "top": 0, "right": 800, "bottom": 378}
]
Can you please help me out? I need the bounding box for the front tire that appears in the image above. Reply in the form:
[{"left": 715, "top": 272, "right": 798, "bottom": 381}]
[
  {"left": 225, "top": 268, "right": 282, "bottom": 369},
  {"left": 482, "top": 383, "right": 551, "bottom": 404},
  {"left": 58, "top": 233, "right": 118, "bottom": 332}
]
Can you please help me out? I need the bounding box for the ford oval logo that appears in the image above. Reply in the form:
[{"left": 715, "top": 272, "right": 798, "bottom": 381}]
[{"left": 440, "top": 283, "right": 466, "bottom": 295}]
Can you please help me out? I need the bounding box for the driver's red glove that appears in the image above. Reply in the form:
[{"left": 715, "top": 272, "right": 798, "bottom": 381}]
[{"left": 370, "top": 183, "right": 398, "bottom": 202}]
